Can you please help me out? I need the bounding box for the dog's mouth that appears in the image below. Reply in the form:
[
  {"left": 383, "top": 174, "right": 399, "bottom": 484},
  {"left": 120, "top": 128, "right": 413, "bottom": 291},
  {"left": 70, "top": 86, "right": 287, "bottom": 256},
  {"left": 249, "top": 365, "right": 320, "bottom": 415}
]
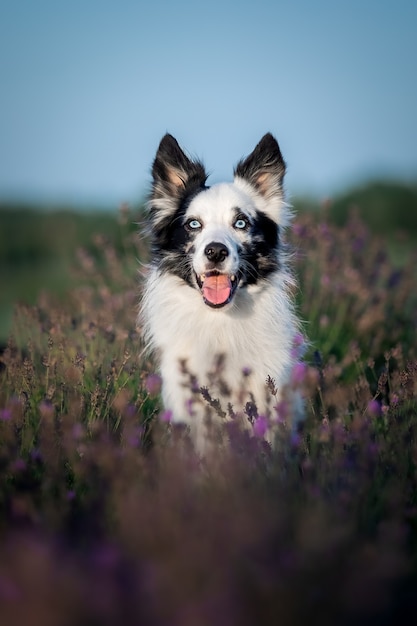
[{"left": 195, "top": 271, "right": 239, "bottom": 308}]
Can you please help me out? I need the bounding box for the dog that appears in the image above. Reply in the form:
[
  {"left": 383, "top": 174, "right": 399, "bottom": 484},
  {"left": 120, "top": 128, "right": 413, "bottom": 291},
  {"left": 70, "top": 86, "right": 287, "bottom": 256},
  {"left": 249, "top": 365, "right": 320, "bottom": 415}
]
[{"left": 140, "top": 133, "right": 304, "bottom": 451}]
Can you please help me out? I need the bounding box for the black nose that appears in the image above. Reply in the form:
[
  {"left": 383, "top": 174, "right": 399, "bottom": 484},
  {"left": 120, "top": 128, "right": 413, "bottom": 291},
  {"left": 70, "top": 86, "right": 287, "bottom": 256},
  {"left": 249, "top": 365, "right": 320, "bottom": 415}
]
[{"left": 204, "top": 242, "right": 229, "bottom": 264}]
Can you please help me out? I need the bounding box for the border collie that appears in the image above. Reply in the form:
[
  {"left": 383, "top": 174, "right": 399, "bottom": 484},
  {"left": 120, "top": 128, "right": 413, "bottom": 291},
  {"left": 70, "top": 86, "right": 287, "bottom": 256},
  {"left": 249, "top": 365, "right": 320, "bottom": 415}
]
[{"left": 140, "top": 133, "right": 303, "bottom": 451}]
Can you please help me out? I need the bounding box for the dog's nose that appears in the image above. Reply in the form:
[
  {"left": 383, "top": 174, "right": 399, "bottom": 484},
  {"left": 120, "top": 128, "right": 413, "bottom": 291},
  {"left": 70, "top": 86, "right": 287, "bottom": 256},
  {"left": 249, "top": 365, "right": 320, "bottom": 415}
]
[{"left": 204, "top": 242, "right": 229, "bottom": 264}]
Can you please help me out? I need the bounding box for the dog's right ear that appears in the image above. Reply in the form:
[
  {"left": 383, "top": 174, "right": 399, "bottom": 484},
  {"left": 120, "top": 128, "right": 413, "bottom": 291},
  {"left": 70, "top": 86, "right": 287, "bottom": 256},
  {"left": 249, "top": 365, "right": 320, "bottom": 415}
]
[
  {"left": 234, "top": 133, "right": 286, "bottom": 202},
  {"left": 151, "top": 134, "right": 207, "bottom": 202}
]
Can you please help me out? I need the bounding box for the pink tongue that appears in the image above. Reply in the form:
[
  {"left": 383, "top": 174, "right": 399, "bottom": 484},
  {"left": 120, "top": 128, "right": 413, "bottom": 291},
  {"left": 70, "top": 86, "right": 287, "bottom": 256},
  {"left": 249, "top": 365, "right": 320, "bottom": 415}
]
[{"left": 202, "top": 274, "right": 232, "bottom": 305}]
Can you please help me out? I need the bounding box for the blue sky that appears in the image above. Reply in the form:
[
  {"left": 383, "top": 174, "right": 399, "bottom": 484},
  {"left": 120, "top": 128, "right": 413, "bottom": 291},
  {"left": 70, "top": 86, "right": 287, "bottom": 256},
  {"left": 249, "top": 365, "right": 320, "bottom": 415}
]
[{"left": 1, "top": 0, "right": 417, "bottom": 206}]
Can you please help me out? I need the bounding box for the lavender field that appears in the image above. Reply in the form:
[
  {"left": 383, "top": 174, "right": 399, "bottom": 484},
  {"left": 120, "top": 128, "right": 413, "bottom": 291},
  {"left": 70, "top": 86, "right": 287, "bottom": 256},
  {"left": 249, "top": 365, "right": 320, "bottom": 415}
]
[{"left": 0, "top": 205, "right": 416, "bottom": 625}]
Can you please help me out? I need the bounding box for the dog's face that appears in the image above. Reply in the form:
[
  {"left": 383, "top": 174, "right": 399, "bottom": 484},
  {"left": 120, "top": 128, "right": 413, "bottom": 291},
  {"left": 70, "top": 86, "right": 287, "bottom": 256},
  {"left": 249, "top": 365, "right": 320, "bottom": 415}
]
[{"left": 147, "top": 133, "right": 289, "bottom": 308}]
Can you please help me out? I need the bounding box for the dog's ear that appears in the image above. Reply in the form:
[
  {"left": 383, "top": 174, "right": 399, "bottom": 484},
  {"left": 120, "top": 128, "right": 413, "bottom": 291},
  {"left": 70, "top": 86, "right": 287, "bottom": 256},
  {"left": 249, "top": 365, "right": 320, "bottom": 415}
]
[
  {"left": 234, "top": 133, "right": 286, "bottom": 203},
  {"left": 151, "top": 134, "right": 207, "bottom": 201}
]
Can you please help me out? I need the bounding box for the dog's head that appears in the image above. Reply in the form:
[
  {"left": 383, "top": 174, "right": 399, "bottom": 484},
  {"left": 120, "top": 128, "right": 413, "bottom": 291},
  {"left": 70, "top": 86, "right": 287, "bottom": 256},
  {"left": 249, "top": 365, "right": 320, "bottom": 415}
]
[{"left": 147, "top": 133, "right": 290, "bottom": 308}]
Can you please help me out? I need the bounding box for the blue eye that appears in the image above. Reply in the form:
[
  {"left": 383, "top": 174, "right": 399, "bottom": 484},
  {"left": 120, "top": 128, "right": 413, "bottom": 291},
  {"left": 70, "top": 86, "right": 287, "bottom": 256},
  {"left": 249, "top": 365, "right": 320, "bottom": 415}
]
[
  {"left": 187, "top": 218, "right": 202, "bottom": 230},
  {"left": 234, "top": 217, "right": 248, "bottom": 230}
]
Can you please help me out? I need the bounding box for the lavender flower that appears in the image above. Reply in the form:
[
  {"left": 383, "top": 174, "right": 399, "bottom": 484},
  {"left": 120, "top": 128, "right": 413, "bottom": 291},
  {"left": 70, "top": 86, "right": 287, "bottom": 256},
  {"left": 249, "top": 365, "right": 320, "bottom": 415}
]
[
  {"left": 145, "top": 374, "right": 162, "bottom": 396},
  {"left": 253, "top": 415, "right": 268, "bottom": 438},
  {"left": 367, "top": 399, "right": 382, "bottom": 417},
  {"left": 160, "top": 409, "right": 173, "bottom": 423},
  {"left": 0, "top": 408, "right": 12, "bottom": 421},
  {"left": 291, "top": 362, "right": 307, "bottom": 386}
]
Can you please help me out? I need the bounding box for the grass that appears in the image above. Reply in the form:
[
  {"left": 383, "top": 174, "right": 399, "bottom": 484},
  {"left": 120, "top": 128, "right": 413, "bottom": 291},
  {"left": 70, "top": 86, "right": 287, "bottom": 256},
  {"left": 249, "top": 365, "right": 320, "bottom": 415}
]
[
  {"left": 0, "top": 203, "right": 141, "bottom": 344},
  {"left": 0, "top": 201, "right": 416, "bottom": 625}
]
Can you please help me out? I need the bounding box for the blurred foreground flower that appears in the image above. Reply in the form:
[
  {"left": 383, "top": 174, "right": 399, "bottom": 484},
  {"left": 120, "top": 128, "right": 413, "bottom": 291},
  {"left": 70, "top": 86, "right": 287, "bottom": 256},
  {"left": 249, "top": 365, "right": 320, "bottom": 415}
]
[
  {"left": 367, "top": 399, "right": 382, "bottom": 417},
  {"left": 159, "top": 409, "right": 173, "bottom": 423},
  {"left": 145, "top": 374, "right": 162, "bottom": 396},
  {"left": 291, "top": 362, "right": 307, "bottom": 386},
  {"left": 0, "top": 408, "right": 12, "bottom": 421},
  {"left": 253, "top": 415, "right": 268, "bottom": 438}
]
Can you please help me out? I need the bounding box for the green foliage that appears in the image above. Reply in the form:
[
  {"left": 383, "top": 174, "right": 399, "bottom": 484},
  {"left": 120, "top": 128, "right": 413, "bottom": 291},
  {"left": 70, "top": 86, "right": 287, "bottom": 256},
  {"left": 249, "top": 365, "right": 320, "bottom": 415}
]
[
  {"left": 293, "top": 179, "right": 417, "bottom": 248},
  {"left": 0, "top": 203, "right": 145, "bottom": 343},
  {"left": 293, "top": 179, "right": 417, "bottom": 267},
  {"left": 291, "top": 212, "right": 417, "bottom": 364},
  {"left": 0, "top": 203, "right": 140, "bottom": 264},
  {"left": 329, "top": 180, "right": 417, "bottom": 235},
  {"left": 0, "top": 202, "right": 416, "bottom": 624}
]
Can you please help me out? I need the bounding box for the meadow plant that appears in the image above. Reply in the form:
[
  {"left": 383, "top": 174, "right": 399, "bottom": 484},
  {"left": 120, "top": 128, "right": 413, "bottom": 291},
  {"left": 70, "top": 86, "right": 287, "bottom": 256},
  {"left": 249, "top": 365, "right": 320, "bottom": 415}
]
[{"left": 0, "top": 205, "right": 416, "bottom": 624}]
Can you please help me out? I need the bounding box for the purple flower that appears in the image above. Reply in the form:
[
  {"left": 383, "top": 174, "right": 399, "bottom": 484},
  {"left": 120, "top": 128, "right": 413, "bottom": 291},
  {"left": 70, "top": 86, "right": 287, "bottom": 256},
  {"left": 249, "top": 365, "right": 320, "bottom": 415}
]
[
  {"left": 388, "top": 269, "right": 402, "bottom": 289},
  {"left": 39, "top": 400, "right": 54, "bottom": 418},
  {"left": 160, "top": 409, "right": 173, "bottom": 423},
  {"left": 11, "top": 459, "right": 26, "bottom": 472},
  {"left": 127, "top": 426, "right": 143, "bottom": 447},
  {"left": 72, "top": 423, "right": 84, "bottom": 439},
  {"left": 367, "top": 399, "right": 382, "bottom": 417},
  {"left": 291, "top": 362, "right": 307, "bottom": 386},
  {"left": 390, "top": 394, "right": 399, "bottom": 407},
  {"left": 125, "top": 403, "right": 137, "bottom": 418},
  {"left": 274, "top": 401, "right": 289, "bottom": 424},
  {"left": 293, "top": 332, "right": 304, "bottom": 348},
  {"left": 185, "top": 398, "right": 195, "bottom": 416},
  {"left": 352, "top": 236, "right": 365, "bottom": 253},
  {"left": 293, "top": 223, "right": 307, "bottom": 238},
  {"left": 318, "top": 222, "right": 331, "bottom": 238},
  {"left": 145, "top": 374, "right": 162, "bottom": 396},
  {"left": 291, "top": 333, "right": 307, "bottom": 360},
  {"left": 290, "top": 432, "right": 301, "bottom": 448},
  {"left": 253, "top": 415, "right": 268, "bottom": 438},
  {"left": 30, "top": 448, "right": 42, "bottom": 461},
  {"left": 0, "top": 408, "right": 12, "bottom": 421}
]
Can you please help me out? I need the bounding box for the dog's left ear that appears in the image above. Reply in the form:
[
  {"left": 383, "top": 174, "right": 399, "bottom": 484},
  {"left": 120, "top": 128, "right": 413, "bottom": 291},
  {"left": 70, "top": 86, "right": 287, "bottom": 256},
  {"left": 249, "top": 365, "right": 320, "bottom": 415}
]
[{"left": 234, "top": 133, "right": 286, "bottom": 213}]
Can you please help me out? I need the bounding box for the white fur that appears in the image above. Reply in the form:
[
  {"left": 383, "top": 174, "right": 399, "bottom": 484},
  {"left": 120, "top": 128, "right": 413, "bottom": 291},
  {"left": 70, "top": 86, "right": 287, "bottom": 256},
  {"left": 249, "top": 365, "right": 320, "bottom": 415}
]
[{"left": 140, "top": 175, "right": 302, "bottom": 450}]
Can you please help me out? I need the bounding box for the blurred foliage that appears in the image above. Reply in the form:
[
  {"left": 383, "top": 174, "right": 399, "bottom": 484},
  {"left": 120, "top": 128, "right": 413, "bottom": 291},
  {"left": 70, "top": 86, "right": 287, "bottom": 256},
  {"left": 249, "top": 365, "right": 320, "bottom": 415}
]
[
  {"left": 292, "top": 178, "right": 417, "bottom": 240},
  {"left": 0, "top": 202, "right": 142, "bottom": 265},
  {"left": 291, "top": 211, "right": 416, "bottom": 370},
  {"left": 330, "top": 180, "right": 417, "bottom": 234},
  {"left": 0, "top": 203, "right": 144, "bottom": 343},
  {"left": 0, "top": 198, "right": 416, "bottom": 624}
]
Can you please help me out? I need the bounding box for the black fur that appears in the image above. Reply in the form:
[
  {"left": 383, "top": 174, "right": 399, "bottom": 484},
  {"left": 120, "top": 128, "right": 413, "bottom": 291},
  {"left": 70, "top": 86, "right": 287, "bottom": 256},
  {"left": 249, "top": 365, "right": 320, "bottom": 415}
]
[
  {"left": 148, "top": 134, "right": 208, "bottom": 285},
  {"left": 149, "top": 198, "right": 201, "bottom": 287},
  {"left": 151, "top": 134, "right": 207, "bottom": 202},
  {"left": 242, "top": 211, "right": 280, "bottom": 286},
  {"left": 234, "top": 133, "right": 286, "bottom": 197}
]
